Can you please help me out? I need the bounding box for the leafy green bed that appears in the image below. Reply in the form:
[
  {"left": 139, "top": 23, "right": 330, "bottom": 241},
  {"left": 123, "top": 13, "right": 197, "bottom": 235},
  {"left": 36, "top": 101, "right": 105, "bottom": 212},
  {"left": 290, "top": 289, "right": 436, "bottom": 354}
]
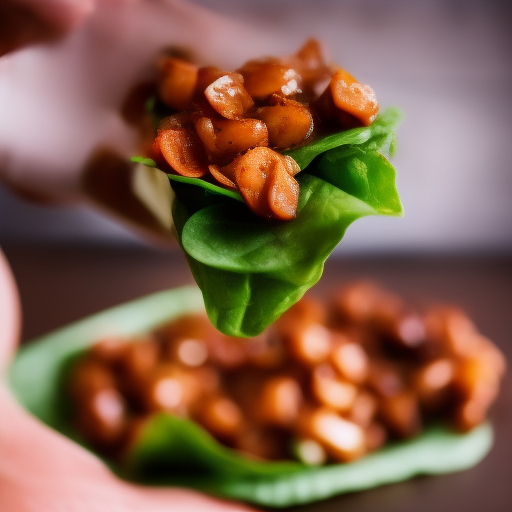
[
  {"left": 133, "top": 108, "right": 404, "bottom": 337},
  {"left": 8, "top": 287, "right": 493, "bottom": 508}
]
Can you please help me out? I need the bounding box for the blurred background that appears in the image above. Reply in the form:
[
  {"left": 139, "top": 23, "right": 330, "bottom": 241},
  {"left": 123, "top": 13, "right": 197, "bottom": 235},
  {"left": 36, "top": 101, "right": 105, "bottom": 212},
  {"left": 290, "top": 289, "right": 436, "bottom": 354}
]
[{"left": 1, "top": 0, "right": 512, "bottom": 253}]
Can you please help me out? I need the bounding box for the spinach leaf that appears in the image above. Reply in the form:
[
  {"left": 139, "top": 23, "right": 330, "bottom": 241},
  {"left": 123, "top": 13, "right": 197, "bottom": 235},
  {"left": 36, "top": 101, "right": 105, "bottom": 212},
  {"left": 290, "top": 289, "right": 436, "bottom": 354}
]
[
  {"left": 167, "top": 173, "right": 243, "bottom": 202},
  {"left": 128, "top": 415, "right": 492, "bottom": 508},
  {"left": 136, "top": 108, "right": 403, "bottom": 336},
  {"left": 174, "top": 152, "right": 401, "bottom": 337},
  {"left": 285, "top": 107, "right": 402, "bottom": 169},
  {"left": 8, "top": 289, "right": 493, "bottom": 508}
]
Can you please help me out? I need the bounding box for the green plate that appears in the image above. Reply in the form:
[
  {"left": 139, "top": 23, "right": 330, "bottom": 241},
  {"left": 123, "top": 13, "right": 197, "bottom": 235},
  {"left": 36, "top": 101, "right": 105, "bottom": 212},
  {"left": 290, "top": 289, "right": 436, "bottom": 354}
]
[{"left": 8, "top": 286, "right": 493, "bottom": 507}]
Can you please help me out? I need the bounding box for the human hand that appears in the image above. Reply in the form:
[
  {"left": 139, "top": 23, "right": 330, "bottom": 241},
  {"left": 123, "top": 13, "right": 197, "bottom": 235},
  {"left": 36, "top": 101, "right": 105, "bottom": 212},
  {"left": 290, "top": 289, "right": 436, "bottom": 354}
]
[
  {"left": 0, "top": 0, "right": 286, "bottom": 241},
  {"left": 0, "top": 248, "right": 255, "bottom": 512}
]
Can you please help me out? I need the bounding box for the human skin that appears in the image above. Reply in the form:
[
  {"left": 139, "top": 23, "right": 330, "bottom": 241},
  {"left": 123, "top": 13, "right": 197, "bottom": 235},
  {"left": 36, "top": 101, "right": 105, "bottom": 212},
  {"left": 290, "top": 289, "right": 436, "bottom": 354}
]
[
  {"left": 0, "top": 0, "right": 289, "bottom": 242},
  {"left": 0, "top": 249, "right": 256, "bottom": 511},
  {"left": 0, "top": 1, "right": 278, "bottom": 508}
]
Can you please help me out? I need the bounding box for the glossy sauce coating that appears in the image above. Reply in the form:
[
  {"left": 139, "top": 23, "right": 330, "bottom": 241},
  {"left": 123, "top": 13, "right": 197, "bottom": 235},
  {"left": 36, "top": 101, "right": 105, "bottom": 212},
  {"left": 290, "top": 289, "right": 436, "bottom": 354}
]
[
  {"left": 69, "top": 282, "right": 505, "bottom": 463},
  {"left": 149, "top": 40, "right": 380, "bottom": 220}
]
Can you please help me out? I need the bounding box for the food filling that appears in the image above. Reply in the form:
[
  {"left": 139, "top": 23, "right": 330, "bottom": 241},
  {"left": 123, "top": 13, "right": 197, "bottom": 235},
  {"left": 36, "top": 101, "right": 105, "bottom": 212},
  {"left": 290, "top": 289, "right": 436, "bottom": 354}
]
[
  {"left": 68, "top": 282, "right": 505, "bottom": 464},
  {"left": 143, "top": 40, "right": 380, "bottom": 220}
]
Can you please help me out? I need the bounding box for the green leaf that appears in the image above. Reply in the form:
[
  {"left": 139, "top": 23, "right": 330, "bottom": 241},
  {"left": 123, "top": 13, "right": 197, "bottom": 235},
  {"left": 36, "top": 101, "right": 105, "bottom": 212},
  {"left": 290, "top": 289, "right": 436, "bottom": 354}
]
[
  {"left": 131, "top": 156, "right": 157, "bottom": 167},
  {"left": 126, "top": 413, "right": 300, "bottom": 479},
  {"left": 285, "top": 107, "right": 402, "bottom": 169},
  {"left": 167, "top": 174, "right": 243, "bottom": 203},
  {"left": 308, "top": 149, "right": 403, "bottom": 216},
  {"left": 7, "top": 290, "right": 493, "bottom": 508},
  {"left": 176, "top": 168, "right": 395, "bottom": 337},
  {"left": 134, "top": 107, "right": 403, "bottom": 337}
]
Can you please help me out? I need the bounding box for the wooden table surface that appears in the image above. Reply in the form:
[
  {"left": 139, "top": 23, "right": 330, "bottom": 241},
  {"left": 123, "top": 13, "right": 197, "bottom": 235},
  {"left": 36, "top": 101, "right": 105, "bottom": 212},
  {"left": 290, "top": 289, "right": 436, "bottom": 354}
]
[{"left": 3, "top": 246, "right": 512, "bottom": 512}]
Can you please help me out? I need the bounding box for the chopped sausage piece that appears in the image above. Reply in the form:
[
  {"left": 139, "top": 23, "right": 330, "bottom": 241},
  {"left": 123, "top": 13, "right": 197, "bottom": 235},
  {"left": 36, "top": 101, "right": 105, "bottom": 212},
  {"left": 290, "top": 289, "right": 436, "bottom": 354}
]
[
  {"left": 258, "top": 376, "right": 302, "bottom": 427},
  {"left": 348, "top": 391, "right": 378, "bottom": 427},
  {"left": 196, "top": 395, "right": 244, "bottom": 439},
  {"left": 76, "top": 388, "right": 127, "bottom": 447},
  {"left": 195, "top": 116, "right": 268, "bottom": 165},
  {"left": 157, "top": 120, "right": 209, "bottom": 178},
  {"left": 300, "top": 408, "right": 366, "bottom": 462},
  {"left": 256, "top": 95, "right": 314, "bottom": 149},
  {"left": 204, "top": 73, "right": 254, "bottom": 120},
  {"left": 208, "top": 164, "right": 237, "bottom": 189},
  {"left": 231, "top": 147, "right": 299, "bottom": 219},
  {"left": 289, "top": 39, "right": 332, "bottom": 95},
  {"left": 89, "top": 338, "right": 127, "bottom": 365},
  {"left": 414, "top": 358, "right": 455, "bottom": 411},
  {"left": 142, "top": 364, "right": 203, "bottom": 414},
  {"left": 282, "top": 155, "right": 301, "bottom": 176},
  {"left": 286, "top": 322, "right": 332, "bottom": 366},
  {"left": 267, "top": 161, "right": 300, "bottom": 220},
  {"left": 330, "top": 338, "right": 369, "bottom": 384},
  {"left": 364, "top": 422, "right": 387, "bottom": 451},
  {"left": 329, "top": 69, "right": 379, "bottom": 127},
  {"left": 311, "top": 364, "right": 357, "bottom": 412},
  {"left": 116, "top": 337, "right": 160, "bottom": 383},
  {"left": 238, "top": 59, "right": 301, "bottom": 100},
  {"left": 158, "top": 57, "right": 198, "bottom": 111},
  {"left": 379, "top": 391, "right": 421, "bottom": 439},
  {"left": 69, "top": 359, "right": 116, "bottom": 401}
]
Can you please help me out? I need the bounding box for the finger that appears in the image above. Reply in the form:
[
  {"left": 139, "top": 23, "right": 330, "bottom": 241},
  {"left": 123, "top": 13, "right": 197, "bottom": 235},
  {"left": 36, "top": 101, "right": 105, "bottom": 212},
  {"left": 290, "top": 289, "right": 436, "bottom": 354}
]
[
  {"left": 0, "top": 384, "right": 256, "bottom": 512},
  {"left": 0, "top": 249, "right": 21, "bottom": 369},
  {"left": 0, "top": 0, "right": 95, "bottom": 57}
]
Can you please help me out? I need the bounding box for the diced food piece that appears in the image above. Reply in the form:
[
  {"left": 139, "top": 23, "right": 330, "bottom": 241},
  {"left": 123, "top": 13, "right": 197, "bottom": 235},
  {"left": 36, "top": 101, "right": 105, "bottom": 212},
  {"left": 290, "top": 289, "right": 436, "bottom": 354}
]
[
  {"left": 311, "top": 364, "right": 357, "bottom": 412},
  {"left": 267, "top": 161, "right": 300, "bottom": 220},
  {"left": 286, "top": 322, "right": 332, "bottom": 366},
  {"left": 204, "top": 73, "right": 254, "bottom": 119},
  {"left": 158, "top": 57, "right": 198, "bottom": 111},
  {"left": 379, "top": 391, "right": 421, "bottom": 438},
  {"left": 301, "top": 408, "right": 366, "bottom": 462},
  {"left": 89, "top": 338, "right": 127, "bottom": 365},
  {"left": 329, "top": 69, "right": 379, "bottom": 127},
  {"left": 142, "top": 364, "right": 202, "bottom": 413},
  {"left": 173, "top": 337, "right": 208, "bottom": 367},
  {"left": 76, "top": 388, "right": 127, "bottom": 447},
  {"left": 195, "top": 67, "right": 226, "bottom": 96},
  {"left": 208, "top": 164, "right": 237, "bottom": 189},
  {"left": 68, "top": 359, "right": 116, "bottom": 401},
  {"left": 238, "top": 59, "right": 301, "bottom": 100},
  {"left": 116, "top": 337, "right": 159, "bottom": 383},
  {"left": 366, "top": 361, "right": 404, "bottom": 398},
  {"left": 157, "top": 119, "right": 209, "bottom": 177},
  {"left": 258, "top": 376, "right": 302, "bottom": 427},
  {"left": 289, "top": 39, "right": 332, "bottom": 94},
  {"left": 348, "top": 392, "right": 378, "bottom": 427},
  {"left": 196, "top": 395, "right": 244, "bottom": 439},
  {"left": 364, "top": 422, "right": 387, "bottom": 451},
  {"left": 256, "top": 95, "right": 314, "bottom": 149},
  {"left": 330, "top": 338, "right": 369, "bottom": 384},
  {"left": 282, "top": 155, "right": 301, "bottom": 176},
  {"left": 232, "top": 147, "right": 299, "bottom": 219},
  {"left": 195, "top": 116, "right": 268, "bottom": 165},
  {"left": 414, "top": 358, "right": 455, "bottom": 410}
]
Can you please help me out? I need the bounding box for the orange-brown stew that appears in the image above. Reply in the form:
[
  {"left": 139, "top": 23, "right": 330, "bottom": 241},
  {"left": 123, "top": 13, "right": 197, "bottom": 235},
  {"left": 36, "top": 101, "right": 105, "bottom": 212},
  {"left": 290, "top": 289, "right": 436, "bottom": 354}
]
[
  {"left": 68, "top": 282, "right": 505, "bottom": 464},
  {"left": 146, "top": 40, "right": 379, "bottom": 221}
]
